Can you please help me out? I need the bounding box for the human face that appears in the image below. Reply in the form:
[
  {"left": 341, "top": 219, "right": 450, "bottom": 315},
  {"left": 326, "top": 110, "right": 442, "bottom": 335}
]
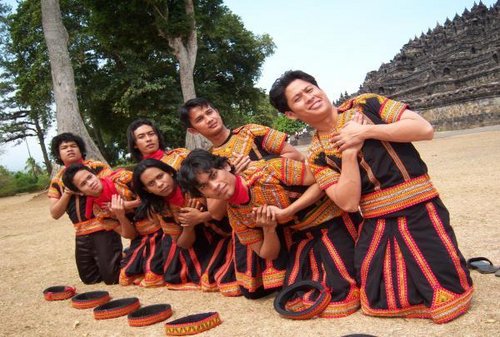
[
  {"left": 140, "top": 167, "right": 176, "bottom": 197},
  {"left": 194, "top": 165, "right": 235, "bottom": 200},
  {"left": 284, "top": 79, "right": 334, "bottom": 127},
  {"left": 72, "top": 170, "right": 102, "bottom": 197},
  {"left": 59, "top": 141, "right": 82, "bottom": 165},
  {"left": 133, "top": 125, "right": 159, "bottom": 156},
  {"left": 187, "top": 105, "right": 225, "bottom": 138}
]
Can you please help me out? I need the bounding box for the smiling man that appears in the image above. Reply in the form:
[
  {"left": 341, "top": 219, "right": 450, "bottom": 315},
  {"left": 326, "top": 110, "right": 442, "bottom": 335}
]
[
  {"left": 179, "top": 97, "right": 305, "bottom": 171},
  {"left": 48, "top": 133, "right": 122, "bottom": 285},
  {"left": 269, "top": 70, "right": 473, "bottom": 323},
  {"left": 179, "top": 149, "right": 362, "bottom": 315}
]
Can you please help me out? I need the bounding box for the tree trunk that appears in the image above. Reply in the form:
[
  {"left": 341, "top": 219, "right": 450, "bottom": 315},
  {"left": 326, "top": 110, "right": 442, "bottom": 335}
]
[
  {"left": 40, "top": 0, "right": 107, "bottom": 163},
  {"left": 34, "top": 117, "right": 52, "bottom": 175},
  {"left": 164, "top": 0, "right": 210, "bottom": 150}
]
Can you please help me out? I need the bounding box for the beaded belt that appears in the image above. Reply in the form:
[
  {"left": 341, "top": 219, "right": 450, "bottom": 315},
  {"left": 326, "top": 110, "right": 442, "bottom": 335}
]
[{"left": 360, "top": 174, "right": 438, "bottom": 218}]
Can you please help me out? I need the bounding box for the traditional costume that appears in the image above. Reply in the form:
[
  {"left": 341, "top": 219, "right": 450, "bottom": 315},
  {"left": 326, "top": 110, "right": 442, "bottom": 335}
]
[
  {"left": 308, "top": 93, "right": 473, "bottom": 323},
  {"left": 48, "top": 160, "right": 122, "bottom": 284}
]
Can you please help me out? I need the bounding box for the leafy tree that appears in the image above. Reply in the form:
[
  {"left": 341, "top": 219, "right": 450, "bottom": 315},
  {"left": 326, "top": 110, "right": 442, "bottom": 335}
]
[
  {"left": 0, "top": 1, "right": 53, "bottom": 174},
  {"left": 82, "top": 0, "right": 275, "bottom": 153},
  {"left": 25, "top": 156, "right": 44, "bottom": 178},
  {"left": 3, "top": 1, "right": 276, "bottom": 166},
  {"left": 272, "top": 114, "right": 306, "bottom": 135}
]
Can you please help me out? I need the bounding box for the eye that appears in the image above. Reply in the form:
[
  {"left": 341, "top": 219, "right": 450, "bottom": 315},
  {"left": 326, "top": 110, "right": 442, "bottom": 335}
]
[{"left": 209, "top": 170, "right": 217, "bottom": 180}]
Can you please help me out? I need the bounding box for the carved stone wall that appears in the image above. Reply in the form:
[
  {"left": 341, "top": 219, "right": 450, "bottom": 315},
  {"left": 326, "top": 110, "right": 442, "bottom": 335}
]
[{"left": 354, "top": 1, "right": 500, "bottom": 131}]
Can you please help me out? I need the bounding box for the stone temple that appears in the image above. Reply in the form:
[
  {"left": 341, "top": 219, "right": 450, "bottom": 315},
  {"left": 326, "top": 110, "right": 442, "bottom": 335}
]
[{"left": 350, "top": 1, "right": 500, "bottom": 130}]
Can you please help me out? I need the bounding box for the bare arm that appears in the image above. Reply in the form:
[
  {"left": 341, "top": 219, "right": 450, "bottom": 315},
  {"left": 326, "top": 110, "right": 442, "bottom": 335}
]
[
  {"left": 324, "top": 150, "right": 361, "bottom": 212},
  {"left": 49, "top": 189, "right": 77, "bottom": 219},
  {"left": 280, "top": 142, "right": 305, "bottom": 162},
  {"left": 332, "top": 109, "right": 434, "bottom": 151},
  {"left": 206, "top": 198, "right": 227, "bottom": 221},
  {"left": 110, "top": 194, "right": 137, "bottom": 239},
  {"left": 176, "top": 226, "right": 196, "bottom": 249},
  {"left": 249, "top": 205, "right": 280, "bottom": 260},
  {"left": 176, "top": 198, "right": 208, "bottom": 249}
]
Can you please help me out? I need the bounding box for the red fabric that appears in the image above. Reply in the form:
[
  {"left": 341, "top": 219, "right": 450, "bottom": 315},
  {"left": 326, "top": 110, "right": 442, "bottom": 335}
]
[
  {"left": 143, "top": 149, "right": 165, "bottom": 161},
  {"left": 228, "top": 175, "right": 249, "bottom": 205},
  {"left": 165, "top": 185, "right": 185, "bottom": 207},
  {"left": 85, "top": 177, "right": 118, "bottom": 219}
]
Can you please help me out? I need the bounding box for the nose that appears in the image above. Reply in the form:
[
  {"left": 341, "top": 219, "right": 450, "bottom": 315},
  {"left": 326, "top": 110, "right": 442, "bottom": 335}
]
[
  {"left": 156, "top": 179, "right": 164, "bottom": 189},
  {"left": 304, "top": 91, "right": 314, "bottom": 102}
]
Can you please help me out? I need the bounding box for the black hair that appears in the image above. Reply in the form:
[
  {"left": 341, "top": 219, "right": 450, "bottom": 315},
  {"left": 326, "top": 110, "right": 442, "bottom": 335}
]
[
  {"left": 269, "top": 70, "right": 319, "bottom": 113},
  {"left": 132, "top": 158, "right": 178, "bottom": 219},
  {"left": 126, "top": 118, "right": 167, "bottom": 162},
  {"left": 62, "top": 163, "right": 95, "bottom": 193},
  {"left": 178, "top": 97, "right": 216, "bottom": 129},
  {"left": 178, "top": 149, "right": 230, "bottom": 198},
  {"left": 50, "top": 133, "right": 87, "bottom": 165}
]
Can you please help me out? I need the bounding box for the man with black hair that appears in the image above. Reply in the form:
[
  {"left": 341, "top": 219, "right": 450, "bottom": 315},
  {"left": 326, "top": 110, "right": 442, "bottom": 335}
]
[
  {"left": 269, "top": 70, "right": 473, "bottom": 323},
  {"left": 179, "top": 149, "right": 362, "bottom": 313},
  {"left": 48, "top": 133, "right": 122, "bottom": 284}
]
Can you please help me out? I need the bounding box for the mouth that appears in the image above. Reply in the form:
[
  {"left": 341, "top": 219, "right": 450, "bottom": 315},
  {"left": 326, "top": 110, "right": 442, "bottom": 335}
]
[
  {"left": 309, "top": 99, "right": 322, "bottom": 110},
  {"left": 161, "top": 186, "right": 172, "bottom": 195}
]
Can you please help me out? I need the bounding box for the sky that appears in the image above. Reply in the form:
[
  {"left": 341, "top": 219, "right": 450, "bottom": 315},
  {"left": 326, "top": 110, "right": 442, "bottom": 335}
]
[{"left": 0, "top": 0, "right": 496, "bottom": 172}]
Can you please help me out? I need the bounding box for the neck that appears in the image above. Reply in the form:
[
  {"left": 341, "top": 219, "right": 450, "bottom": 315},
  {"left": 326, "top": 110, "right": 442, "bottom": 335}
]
[
  {"left": 315, "top": 106, "right": 339, "bottom": 134},
  {"left": 64, "top": 158, "right": 83, "bottom": 168},
  {"left": 143, "top": 149, "right": 164, "bottom": 161},
  {"left": 228, "top": 175, "right": 250, "bottom": 205},
  {"left": 210, "top": 127, "right": 231, "bottom": 147}
]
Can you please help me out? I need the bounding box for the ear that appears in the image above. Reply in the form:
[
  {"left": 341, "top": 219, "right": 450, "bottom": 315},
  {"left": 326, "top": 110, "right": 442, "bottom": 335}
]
[
  {"left": 187, "top": 127, "right": 199, "bottom": 135},
  {"left": 284, "top": 110, "right": 298, "bottom": 120},
  {"left": 223, "top": 162, "right": 232, "bottom": 171}
]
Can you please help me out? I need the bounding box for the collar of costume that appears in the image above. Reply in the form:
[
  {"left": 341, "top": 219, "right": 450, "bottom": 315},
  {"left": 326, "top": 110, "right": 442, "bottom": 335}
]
[
  {"left": 165, "top": 185, "right": 185, "bottom": 207},
  {"left": 64, "top": 159, "right": 83, "bottom": 168},
  {"left": 85, "top": 177, "right": 118, "bottom": 219},
  {"left": 143, "top": 149, "right": 165, "bottom": 161},
  {"left": 228, "top": 175, "right": 249, "bottom": 205}
]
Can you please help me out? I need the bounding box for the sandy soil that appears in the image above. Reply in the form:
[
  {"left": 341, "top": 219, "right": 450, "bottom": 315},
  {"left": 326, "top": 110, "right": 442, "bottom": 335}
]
[{"left": 1, "top": 126, "right": 499, "bottom": 337}]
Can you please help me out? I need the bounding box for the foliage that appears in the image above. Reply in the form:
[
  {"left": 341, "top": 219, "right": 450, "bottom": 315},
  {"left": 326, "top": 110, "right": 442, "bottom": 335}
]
[
  {"left": 76, "top": 0, "right": 276, "bottom": 156},
  {"left": 0, "top": 0, "right": 53, "bottom": 172},
  {"left": 4, "top": 0, "right": 276, "bottom": 166},
  {"left": 0, "top": 164, "right": 50, "bottom": 198},
  {"left": 272, "top": 114, "right": 306, "bottom": 135}
]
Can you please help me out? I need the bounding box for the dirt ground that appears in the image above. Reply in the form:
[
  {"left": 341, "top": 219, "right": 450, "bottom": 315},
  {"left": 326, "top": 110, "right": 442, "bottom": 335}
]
[{"left": 0, "top": 126, "right": 499, "bottom": 337}]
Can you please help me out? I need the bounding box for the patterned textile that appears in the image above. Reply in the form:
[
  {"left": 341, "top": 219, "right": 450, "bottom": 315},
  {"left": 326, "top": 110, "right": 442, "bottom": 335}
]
[
  {"left": 48, "top": 160, "right": 112, "bottom": 228},
  {"left": 119, "top": 214, "right": 165, "bottom": 288},
  {"left": 284, "top": 213, "right": 362, "bottom": 318},
  {"left": 211, "top": 124, "right": 287, "bottom": 162},
  {"left": 227, "top": 157, "right": 340, "bottom": 244},
  {"left": 157, "top": 200, "right": 236, "bottom": 293},
  {"left": 161, "top": 148, "right": 190, "bottom": 170},
  {"left": 307, "top": 93, "right": 472, "bottom": 322}
]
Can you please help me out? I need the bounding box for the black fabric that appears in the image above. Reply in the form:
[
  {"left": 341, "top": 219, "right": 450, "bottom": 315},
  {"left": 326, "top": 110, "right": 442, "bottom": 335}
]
[{"left": 75, "top": 230, "right": 122, "bottom": 285}]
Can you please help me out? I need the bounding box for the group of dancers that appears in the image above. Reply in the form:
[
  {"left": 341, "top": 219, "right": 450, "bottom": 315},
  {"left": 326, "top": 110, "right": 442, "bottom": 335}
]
[{"left": 48, "top": 70, "right": 473, "bottom": 323}]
